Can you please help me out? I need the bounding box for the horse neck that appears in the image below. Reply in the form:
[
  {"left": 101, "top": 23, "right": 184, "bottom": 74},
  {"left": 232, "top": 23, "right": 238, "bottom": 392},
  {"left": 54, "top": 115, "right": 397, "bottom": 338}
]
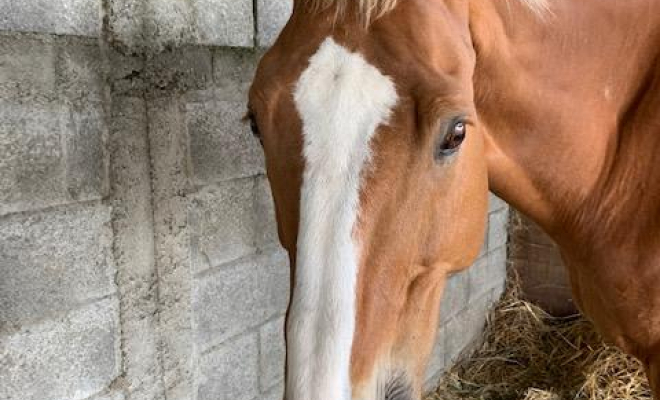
[{"left": 470, "top": 0, "right": 660, "bottom": 249}]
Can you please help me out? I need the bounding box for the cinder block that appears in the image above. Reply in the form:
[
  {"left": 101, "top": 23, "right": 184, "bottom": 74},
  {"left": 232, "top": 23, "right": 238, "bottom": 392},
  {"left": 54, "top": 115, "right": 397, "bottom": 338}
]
[
  {"left": 198, "top": 333, "right": 259, "bottom": 400},
  {"left": 0, "top": 0, "right": 100, "bottom": 37},
  {"left": 212, "top": 48, "right": 260, "bottom": 98},
  {"left": 442, "top": 289, "right": 499, "bottom": 367},
  {"left": 439, "top": 270, "right": 470, "bottom": 324},
  {"left": 488, "top": 192, "right": 507, "bottom": 213},
  {"left": 488, "top": 207, "right": 509, "bottom": 251},
  {"left": 193, "top": 249, "right": 289, "bottom": 351},
  {"left": 204, "top": 48, "right": 266, "bottom": 177},
  {"left": 478, "top": 224, "right": 488, "bottom": 258},
  {"left": 424, "top": 325, "right": 447, "bottom": 384},
  {"left": 0, "top": 35, "right": 106, "bottom": 102},
  {"left": 442, "top": 305, "right": 485, "bottom": 366},
  {"left": 146, "top": 46, "right": 213, "bottom": 93},
  {"left": 443, "top": 291, "right": 498, "bottom": 367},
  {"left": 0, "top": 298, "right": 120, "bottom": 400},
  {"left": 257, "top": 0, "right": 293, "bottom": 47},
  {"left": 442, "top": 314, "right": 469, "bottom": 367},
  {"left": 0, "top": 101, "right": 65, "bottom": 214},
  {"left": 56, "top": 39, "right": 106, "bottom": 102},
  {"left": 0, "top": 204, "right": 115, "bottom": 326},
  {"left": 106, "top": 49, "right": 146, "bottom": 97},
  {"left": 108, "top": 97, "right": 165, "bottom": 400},
  {"left": 107, "top": 0, "right": 253, "bottom": 50},
  {"left": 186, "top": 97, "right": 264, "bottom": 184},
  {"left": 194, "top": 0, "right": 254, "bottom": 47},
  {"left": 467, "top": 256, "right": 498, "bottom": 303},
  {"left": 0, "top": 100, "right": 108, "bottom": 215},
  {"left": 189, "top": 175, "right": 281, "bottom": 274},
  {"left": 146, "top": 96, "right": 196, "bottom": 400},
  {"left": 488, "top": 246, "right": 508, "bottom": 298},
  {"left": 261, "top": 381, "right": 285, "bottom": 400},
  {"left": 0, "top": 35, "right": 56, "bottom": 100},
  {"left": 64, "top": 104, "right": 108, "bottom": 200},
  {"left": 145, "top": 96, "right": 191, "bottom": 202},
  {"left": 259, "top": 317, "right": 286, "bottom": 391},
  {"left": 254, "top": 176, "right": 279, "bottom": 248},
  {"left": 104, "top": 0, "right": 146, "bottom": 52},
  {"left": 189, "top": 180, "right": 258, "bottom": 272},
  {"left": 143, "top": 0, "right": 196, "bottom": 49},
  {"left": 87, "top": 391, "right": 126, "bottom": 400}
]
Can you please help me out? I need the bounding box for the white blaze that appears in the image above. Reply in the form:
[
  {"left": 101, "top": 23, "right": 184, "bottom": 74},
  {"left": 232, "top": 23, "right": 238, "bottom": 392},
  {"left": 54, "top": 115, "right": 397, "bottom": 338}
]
[{"left": 288, "top": 38, "right": 398, "bottom": 400}]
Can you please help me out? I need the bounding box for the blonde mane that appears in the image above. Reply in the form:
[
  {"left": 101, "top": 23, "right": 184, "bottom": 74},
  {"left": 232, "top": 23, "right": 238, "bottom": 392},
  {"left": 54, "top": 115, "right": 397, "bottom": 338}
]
[
  {"left": 518, "top": 0, "right": 551, "bottom": 16},
  {"left": 304, "top": 0, "right": 399, "bottom": 25},
  {"left": 304, "top": 0, "right": 550, "bottom": 25}
]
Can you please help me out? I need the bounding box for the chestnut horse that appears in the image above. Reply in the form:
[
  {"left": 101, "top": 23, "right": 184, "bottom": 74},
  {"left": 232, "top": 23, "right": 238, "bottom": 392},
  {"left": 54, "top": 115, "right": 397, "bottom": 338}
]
[{"left": 246, "top": 0, "right": 660, "bottom": 399}]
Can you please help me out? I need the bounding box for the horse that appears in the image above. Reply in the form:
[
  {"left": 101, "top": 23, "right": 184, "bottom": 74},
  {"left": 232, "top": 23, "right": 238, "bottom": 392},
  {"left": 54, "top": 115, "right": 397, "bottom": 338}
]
[{"left": 246, "top": 0, "right": 660, "bottom": 399}]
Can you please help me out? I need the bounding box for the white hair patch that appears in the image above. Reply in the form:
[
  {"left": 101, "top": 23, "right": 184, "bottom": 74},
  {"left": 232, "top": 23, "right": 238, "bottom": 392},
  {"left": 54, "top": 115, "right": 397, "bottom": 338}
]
[{"left": 287, "top": 37, "right": 398, "bottom": 400}]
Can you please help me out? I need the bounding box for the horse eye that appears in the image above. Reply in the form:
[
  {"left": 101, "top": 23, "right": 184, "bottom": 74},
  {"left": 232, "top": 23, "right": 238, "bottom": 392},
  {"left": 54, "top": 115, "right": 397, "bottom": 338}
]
[{"left": 436, "top": 119, "right": 467, "bottom": 159}]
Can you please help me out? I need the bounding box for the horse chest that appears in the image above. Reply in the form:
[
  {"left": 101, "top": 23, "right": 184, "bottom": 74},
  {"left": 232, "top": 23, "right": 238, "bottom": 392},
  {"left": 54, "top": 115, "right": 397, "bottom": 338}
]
[{"left": 561, "top": 246, "right": 660, "bottom": 356}]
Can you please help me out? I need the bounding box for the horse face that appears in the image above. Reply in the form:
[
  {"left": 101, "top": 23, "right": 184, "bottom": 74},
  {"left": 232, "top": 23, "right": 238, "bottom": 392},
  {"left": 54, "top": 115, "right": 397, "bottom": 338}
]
[{"left": 247, "top": 2, "right": 488, "bottom": 399}]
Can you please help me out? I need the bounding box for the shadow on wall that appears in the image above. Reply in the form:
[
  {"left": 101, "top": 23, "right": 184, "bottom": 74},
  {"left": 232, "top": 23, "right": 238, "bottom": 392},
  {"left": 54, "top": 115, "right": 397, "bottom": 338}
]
[{"left": 509, "top": 211, "right": 577, "bottom": 317}]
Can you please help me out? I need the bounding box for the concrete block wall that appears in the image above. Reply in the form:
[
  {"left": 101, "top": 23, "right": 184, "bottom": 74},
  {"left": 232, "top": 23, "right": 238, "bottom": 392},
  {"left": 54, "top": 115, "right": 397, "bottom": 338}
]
[{"left": 0, "top": 2, "right": 509, "bottom": 400}]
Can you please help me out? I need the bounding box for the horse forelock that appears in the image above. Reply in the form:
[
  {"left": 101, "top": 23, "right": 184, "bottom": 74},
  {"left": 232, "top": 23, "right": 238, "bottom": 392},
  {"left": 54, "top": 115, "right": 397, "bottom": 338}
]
[
  {"left": 302, "top": 0, "right": 399, "bottom": 25},
  {"left": 518, "top": 0, "right": 552, "bottom": 16},
  {"left": 301, "top": 0, "right": 551, "bottom": 25}
]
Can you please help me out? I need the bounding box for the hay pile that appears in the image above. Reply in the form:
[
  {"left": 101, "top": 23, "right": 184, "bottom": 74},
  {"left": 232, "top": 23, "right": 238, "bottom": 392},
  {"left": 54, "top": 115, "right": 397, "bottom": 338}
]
[{"left": 427, "top": 279, "right": 651, "bottom": 400}]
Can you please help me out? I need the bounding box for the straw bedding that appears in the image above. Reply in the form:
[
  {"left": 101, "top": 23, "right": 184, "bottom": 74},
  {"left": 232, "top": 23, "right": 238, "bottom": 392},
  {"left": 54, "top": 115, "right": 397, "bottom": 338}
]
[{"left": 426, "top": 277, "right": 651, "bottom": 400}]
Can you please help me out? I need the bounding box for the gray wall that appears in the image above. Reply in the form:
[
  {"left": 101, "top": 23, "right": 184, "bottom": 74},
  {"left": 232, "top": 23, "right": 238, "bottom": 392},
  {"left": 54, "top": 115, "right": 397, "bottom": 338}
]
[{"left": 0, "top": 2, "right": 509, "bottom": 400}]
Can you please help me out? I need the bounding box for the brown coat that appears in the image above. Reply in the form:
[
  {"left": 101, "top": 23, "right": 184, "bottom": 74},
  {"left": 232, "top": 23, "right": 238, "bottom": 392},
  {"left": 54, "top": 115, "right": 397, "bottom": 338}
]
[{"left": 248, "top": 0, "right": 660, "bottom": 398}]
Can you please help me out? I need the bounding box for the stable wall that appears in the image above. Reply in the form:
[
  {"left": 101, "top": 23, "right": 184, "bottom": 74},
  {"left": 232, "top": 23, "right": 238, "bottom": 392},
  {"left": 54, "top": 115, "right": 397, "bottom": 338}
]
[
  {"left": 0, "top": 2, "right": 509, "bottom": 399},
  {"left": 509, "top": 212, "right": 576, "bottom": 316}
]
